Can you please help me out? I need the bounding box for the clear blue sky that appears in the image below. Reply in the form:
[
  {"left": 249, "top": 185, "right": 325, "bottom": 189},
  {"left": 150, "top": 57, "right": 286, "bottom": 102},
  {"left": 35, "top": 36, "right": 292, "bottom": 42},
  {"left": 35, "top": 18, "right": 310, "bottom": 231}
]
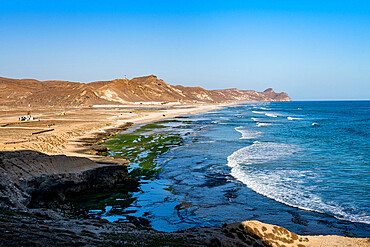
[{"left": 1, "top": 1, "right": 369, "bottom": 100}]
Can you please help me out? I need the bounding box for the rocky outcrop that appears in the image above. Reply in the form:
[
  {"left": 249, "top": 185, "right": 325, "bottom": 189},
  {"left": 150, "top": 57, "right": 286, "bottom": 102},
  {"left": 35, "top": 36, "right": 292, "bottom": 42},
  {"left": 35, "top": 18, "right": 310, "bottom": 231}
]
[
  {"left": 260, "top": 88, "right": 291, "bottom": 101},
  {"left": 0, "top": 150, "right": 138, "bottom": 212},
  {"left": 26, "top": 165, "right": 138, "bottom": 213},
  {"left": 0, "top": 75, "right": 291, "bottom": 106},
  {"left": 239, "top": 220, "right": 370, "bottom": 247},
  {"left": 1, "top": 210, "right": 368, "bottom": 247}
]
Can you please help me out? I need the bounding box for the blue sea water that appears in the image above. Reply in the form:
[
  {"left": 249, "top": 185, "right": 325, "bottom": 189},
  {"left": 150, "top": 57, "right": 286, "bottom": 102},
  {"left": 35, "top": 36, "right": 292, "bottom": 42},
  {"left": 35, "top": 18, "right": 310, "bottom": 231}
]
[{"left": 99, "top": 101, "right": 370, "bottom": 237}]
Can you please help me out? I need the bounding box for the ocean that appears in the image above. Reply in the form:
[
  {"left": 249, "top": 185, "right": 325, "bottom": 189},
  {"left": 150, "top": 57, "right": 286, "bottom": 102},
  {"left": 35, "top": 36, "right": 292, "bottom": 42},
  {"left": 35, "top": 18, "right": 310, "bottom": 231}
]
[{"left": 88, "top": 101, "right": 370, "bottom": 237}]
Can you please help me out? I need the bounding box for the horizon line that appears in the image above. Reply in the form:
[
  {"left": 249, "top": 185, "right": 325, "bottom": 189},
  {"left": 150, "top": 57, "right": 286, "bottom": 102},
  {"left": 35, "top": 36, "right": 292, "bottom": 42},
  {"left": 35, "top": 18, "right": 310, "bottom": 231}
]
[{"left": 292, "top": 99, "right": 370, "bottom": 101}]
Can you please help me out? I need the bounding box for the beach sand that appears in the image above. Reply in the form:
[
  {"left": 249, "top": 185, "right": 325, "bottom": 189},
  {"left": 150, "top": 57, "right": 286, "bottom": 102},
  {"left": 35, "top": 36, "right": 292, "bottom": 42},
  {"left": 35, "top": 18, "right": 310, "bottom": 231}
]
[{"left": 0, "top": 103, "right": 225, "bottom": 155}]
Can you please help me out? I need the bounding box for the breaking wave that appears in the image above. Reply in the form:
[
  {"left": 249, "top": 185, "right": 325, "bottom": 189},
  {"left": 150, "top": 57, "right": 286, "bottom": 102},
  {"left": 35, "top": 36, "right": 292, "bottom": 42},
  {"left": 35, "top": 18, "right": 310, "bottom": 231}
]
[
  {"left": 234, "top": 126, "right": 262, "bottom": 140},
  {"left": 287, "top": 116, "right": 304, "bottom": 120},
  {"left": 252, "top": 111, "right": 279, "bottom": 118},
  {"left": 226, "top": 141, "right": 370, "bottom": 224}
]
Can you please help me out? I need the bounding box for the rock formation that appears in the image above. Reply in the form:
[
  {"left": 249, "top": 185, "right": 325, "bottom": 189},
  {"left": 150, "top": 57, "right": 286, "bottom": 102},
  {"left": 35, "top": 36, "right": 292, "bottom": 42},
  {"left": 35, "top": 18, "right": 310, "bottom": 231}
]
[{"left": 0, "top": 150, "right": 138, "bottom": 212}]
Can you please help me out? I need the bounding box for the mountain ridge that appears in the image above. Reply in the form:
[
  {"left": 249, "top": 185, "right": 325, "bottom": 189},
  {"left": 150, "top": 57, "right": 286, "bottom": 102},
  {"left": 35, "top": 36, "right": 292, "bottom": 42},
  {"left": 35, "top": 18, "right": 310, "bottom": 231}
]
[{"left": 0, "top": 75, "right": 291, "bottom": 106}]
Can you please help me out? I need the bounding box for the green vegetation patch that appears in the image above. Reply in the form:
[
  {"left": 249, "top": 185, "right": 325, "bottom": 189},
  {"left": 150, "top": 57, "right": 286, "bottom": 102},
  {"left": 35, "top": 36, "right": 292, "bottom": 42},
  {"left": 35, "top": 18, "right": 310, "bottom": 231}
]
[
  {"left": 103, "top": 131, "right": 183, "bottom": 179},
  {"left": 155, "top": 119, "right": 181, "bottom": 124},
  {"left": 133, "top": 123, "right": 167, "bottom": 133},
  {"left": 85, "top": 121, "right": 185, "bottom": 220}
]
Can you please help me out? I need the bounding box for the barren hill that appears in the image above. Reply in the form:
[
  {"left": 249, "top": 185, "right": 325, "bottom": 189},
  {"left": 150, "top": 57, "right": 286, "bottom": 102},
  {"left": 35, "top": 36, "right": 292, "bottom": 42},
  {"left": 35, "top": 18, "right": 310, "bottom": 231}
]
[
  {"left": 0, "top": 75, "right": 291, "bottom": 106},
  {"left": 0, "top": 77, "right": 111, "bottom": 106}
]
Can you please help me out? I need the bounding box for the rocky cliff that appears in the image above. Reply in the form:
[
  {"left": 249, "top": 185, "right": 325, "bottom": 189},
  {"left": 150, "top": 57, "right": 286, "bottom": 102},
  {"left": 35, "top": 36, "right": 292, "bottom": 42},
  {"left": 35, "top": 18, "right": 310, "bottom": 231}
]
[
  {"left": 0, "top": 75, "right": 291, "bottom": 106},
  {"left": 0, "top": 150, "right": 138, "bottom": 211}
]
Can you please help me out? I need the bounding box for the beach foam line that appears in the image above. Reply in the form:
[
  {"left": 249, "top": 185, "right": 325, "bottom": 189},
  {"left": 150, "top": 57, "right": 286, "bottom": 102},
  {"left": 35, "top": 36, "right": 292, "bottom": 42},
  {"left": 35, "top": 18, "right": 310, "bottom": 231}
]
[
  {"left": 256, "top": 122, "right": 272, "bottom": 127},
  {"left": 226, "top": 141, "right": 370, "bottom": 225},
  {"left": 287, "top": 116, "right": 304, "bottom": 120},
  {"left": 251, "top": 117, "right": 272, "bottom": 127},
  {"left": 265, "top": 112, "right": 278, "bottom": 117},
  {"left": 234, "top": 126, "right": 262, "bottom": 140},
  {"left": 252, "top": 111, "right": 278, "bottom": 118}
]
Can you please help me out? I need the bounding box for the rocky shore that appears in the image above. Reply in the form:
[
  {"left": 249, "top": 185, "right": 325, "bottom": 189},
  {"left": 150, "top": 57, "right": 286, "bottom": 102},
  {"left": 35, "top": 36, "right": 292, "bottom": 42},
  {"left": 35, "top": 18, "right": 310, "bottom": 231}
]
[
  {"left": 0, "top": 105, "right": 369, "bottom": 246},
  {"left": 1, "top": 167, "right": 368, "bottom": 247},
  {"left": 0, "top": 141, "right": 278, "bottom": 247}
]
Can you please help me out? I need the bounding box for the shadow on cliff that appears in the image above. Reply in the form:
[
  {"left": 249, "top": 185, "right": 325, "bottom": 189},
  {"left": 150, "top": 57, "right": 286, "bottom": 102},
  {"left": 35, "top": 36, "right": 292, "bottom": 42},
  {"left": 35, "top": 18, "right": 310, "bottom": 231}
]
[{"left": 0, "top": 150, "right": 139, "bottom": 217}]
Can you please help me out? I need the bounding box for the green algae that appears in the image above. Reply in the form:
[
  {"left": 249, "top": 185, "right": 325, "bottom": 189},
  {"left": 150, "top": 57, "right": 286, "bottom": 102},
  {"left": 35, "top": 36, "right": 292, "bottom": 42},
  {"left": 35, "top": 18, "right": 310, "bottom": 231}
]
[
  {"left": 79, "top": 121, "right": 185, "bottom": 223},
  {"left": 103, "top": 121, "right": 183, "bottom": 179},
  {"left": 155, "top": 119, "right": 181, "bottom": 124},
  {"left": 133, "top": 123, "right": 167, "bottom": 133}
]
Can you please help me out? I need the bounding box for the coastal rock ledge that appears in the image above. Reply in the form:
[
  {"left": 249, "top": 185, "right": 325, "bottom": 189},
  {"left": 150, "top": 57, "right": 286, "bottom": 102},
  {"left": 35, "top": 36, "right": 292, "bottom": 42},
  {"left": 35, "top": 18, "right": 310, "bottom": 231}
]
[
  {"left": 0, "top": 150, "right": 369, "bottom": 246},
  {"left": 0, "top": 150, "right": 139, "bottom": 212}
]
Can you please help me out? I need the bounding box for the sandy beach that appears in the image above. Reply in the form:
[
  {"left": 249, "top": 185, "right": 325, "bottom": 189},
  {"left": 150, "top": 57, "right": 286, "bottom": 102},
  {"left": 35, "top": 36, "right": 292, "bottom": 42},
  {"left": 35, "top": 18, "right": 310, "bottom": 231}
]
[
  {"left": 0, "top": 102, "right": 369, "bottom": 246},
  {"left": 0, "top": 103, "right": 225, "bottom": 155}
]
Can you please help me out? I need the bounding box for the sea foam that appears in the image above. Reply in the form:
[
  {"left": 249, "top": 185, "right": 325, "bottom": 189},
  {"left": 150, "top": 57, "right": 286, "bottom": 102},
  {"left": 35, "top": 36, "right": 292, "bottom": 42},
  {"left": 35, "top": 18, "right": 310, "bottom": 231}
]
[
  {"left": 252, "top": 111, "right": 278, "bottom": 118},
  {"left": 257, "top": 122, "right": 272, "bottom": 127},
  {"left": 234, "top": 126, "right": 262, "bottom": 140},
  {"left": 287, "top": 116, "right": 303, "bottom": 120},
  {"left": 226, "top": 141, "right": 370, "bottom": 224}
]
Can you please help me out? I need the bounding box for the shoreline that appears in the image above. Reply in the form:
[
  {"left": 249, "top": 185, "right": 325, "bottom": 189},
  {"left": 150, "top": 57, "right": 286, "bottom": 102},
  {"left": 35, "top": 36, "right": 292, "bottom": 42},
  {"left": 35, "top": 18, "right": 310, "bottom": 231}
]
[
  {"left": 0, "top": 102, "right": 369, "bottom": 246},
  {"left": 96, "top": 105, "right": 370, "bottom": 235},
  {"left": 61, "top": 103, "right": 231, "bottom": 165}
]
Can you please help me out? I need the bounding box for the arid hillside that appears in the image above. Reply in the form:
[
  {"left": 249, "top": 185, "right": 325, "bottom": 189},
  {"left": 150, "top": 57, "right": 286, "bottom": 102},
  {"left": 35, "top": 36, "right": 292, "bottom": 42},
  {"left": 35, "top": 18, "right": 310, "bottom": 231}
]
[
  {"left": 0, "top": 77, "right": 111, "bottom": 106},
  {"left": 0, "top": 75, "right": 291, "bottom": 106}
]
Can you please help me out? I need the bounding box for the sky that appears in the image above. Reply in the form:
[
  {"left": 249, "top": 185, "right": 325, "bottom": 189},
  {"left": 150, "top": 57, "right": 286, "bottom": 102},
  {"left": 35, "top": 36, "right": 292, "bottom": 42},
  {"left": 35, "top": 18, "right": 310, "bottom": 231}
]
[{"left": 0, "top": 1, "right": 369, "bottom": 100}]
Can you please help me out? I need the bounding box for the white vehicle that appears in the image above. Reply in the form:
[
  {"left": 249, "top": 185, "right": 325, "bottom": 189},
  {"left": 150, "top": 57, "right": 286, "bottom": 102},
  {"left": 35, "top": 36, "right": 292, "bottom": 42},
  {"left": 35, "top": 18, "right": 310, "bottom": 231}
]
[{"left": 19, "top": 115, "right": 34, "bottom": 121}]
